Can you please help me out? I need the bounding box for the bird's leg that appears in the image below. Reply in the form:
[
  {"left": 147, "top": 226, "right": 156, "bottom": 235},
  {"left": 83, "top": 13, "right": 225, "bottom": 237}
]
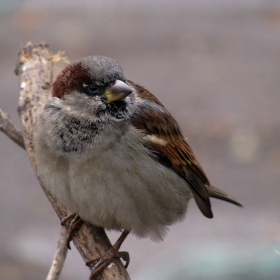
[
  {"left": 86, "top": 230, "right": 130, "bottom": 279},
  {"left": 61, "top": 213, "right": 83, "bottom": 249}
]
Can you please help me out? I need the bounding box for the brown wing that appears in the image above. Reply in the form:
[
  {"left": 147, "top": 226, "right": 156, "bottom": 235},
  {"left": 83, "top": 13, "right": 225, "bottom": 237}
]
[{"left": 128, "top": 81, "right": 213, "bottom": 218}]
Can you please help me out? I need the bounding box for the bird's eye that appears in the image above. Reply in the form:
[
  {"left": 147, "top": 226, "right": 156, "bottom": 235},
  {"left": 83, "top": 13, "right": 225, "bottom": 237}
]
[
  {"left": 80, "top": 83, "right": 102, "bottom": 96},
  {"left": 87, "top": 84, "right": 98, "bottom": 93}
]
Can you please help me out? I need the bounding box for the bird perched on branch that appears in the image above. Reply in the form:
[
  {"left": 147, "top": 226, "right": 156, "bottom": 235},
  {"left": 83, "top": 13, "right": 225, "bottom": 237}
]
[{"left": 34, "top": 56, "right": 241, "bottom": 278}]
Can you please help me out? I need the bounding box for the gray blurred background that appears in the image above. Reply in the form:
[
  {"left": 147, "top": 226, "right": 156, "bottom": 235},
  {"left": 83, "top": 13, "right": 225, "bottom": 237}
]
[{"left": 1, "top": 0, "right": 280, "bottom": 279}]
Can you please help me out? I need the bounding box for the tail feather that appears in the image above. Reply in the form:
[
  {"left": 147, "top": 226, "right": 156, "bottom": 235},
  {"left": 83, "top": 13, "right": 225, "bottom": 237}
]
[{"left": 207, "top": 185, "right": 242, "bottom": 207}]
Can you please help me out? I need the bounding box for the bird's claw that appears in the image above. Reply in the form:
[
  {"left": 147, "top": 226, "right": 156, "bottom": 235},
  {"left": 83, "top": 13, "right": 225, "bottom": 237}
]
[
  {"left": 87, "top": 248, "right": 130, "bottom": 279},
  {"left": 61, "top": 213, "right": 83, "bottom": 249}
]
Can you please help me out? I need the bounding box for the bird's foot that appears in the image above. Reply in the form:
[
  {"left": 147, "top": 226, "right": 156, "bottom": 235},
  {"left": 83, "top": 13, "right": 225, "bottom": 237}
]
[
  {"left": 86, "top": 230, "right": 130, "bottom": 279},
  {"left": 61, "top": 213, "right": 83, "bottom": 249},
  {"left": 87, "top": 247, "right": 130, "bottom": 279}
]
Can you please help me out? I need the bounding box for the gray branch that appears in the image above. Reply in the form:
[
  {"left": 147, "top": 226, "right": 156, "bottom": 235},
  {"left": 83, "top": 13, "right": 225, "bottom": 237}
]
[{"left": 0, "top": 109, "right": 25, "bottom": 149}]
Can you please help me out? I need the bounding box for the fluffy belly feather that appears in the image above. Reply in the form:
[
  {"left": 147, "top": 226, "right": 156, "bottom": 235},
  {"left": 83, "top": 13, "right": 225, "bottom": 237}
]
[
  {"left": 66, "top": 140, "right": 192, "bottom": 241},
  {"left": 35, "top": 120, "right": 192, "bottom": 241}
]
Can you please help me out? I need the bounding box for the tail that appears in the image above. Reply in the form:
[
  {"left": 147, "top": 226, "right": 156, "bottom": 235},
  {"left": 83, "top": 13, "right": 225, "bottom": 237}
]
[{"left": 207, "top": 185, "right": 242, "bottom": 207}]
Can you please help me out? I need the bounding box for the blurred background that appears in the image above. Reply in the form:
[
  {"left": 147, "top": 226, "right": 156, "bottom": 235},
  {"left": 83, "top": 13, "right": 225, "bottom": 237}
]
[{"left": 1, "top": 0, "right": 280, "bottom": 279}]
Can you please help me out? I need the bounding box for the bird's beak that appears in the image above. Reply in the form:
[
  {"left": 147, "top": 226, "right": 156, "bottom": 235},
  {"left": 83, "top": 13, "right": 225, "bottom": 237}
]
[{"left": 104, "top": 80, "right": 133, "bottom": 103}]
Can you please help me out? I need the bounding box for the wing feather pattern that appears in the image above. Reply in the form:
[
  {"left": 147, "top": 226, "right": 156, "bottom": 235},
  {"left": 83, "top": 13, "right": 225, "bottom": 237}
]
[{"left": 129, "top": 81, "right": 214, "bottom": 218}]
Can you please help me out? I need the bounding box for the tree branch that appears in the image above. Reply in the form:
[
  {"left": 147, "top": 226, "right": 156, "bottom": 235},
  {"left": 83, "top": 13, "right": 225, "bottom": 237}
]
[
  {"left": 46, "top": 226, "right": 69, "bottom": 280},
  {"left": 0, "top": 109, "right": 25, "bottom": 149},
  {"left": 13, "top": 42, "right": 130, "bottom": 280}
]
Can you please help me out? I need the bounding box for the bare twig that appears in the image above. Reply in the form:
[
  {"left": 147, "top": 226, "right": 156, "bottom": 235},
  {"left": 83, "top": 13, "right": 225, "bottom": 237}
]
[
  {"left": 14, "top": 42, "right": 130, "bottom": 280},
  {"left": 0, "top": 109, "right": 25, "bottom": 149},
  {"left": 46, "top": 226, "right": 69, "bottom": 280}
]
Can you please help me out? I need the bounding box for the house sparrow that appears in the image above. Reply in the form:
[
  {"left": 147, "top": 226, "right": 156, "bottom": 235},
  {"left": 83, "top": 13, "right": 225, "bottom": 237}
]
[{"left": 33, "top": 56, "right": 241, "bottom": 277}]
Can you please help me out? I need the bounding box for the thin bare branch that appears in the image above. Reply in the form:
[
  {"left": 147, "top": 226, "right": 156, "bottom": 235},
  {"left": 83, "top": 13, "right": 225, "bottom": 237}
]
[
  {"left": 46, "top": 226, "right": 69, "bottom": 280},
  {"left": 0, "top": 109, "right": 25, "bottom": 149}
]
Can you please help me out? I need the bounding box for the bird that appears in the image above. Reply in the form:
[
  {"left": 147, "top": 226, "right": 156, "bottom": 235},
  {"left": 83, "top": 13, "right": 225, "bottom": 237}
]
[{"left": 33, "top": 56, "right": 241, "bottom": 278}]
